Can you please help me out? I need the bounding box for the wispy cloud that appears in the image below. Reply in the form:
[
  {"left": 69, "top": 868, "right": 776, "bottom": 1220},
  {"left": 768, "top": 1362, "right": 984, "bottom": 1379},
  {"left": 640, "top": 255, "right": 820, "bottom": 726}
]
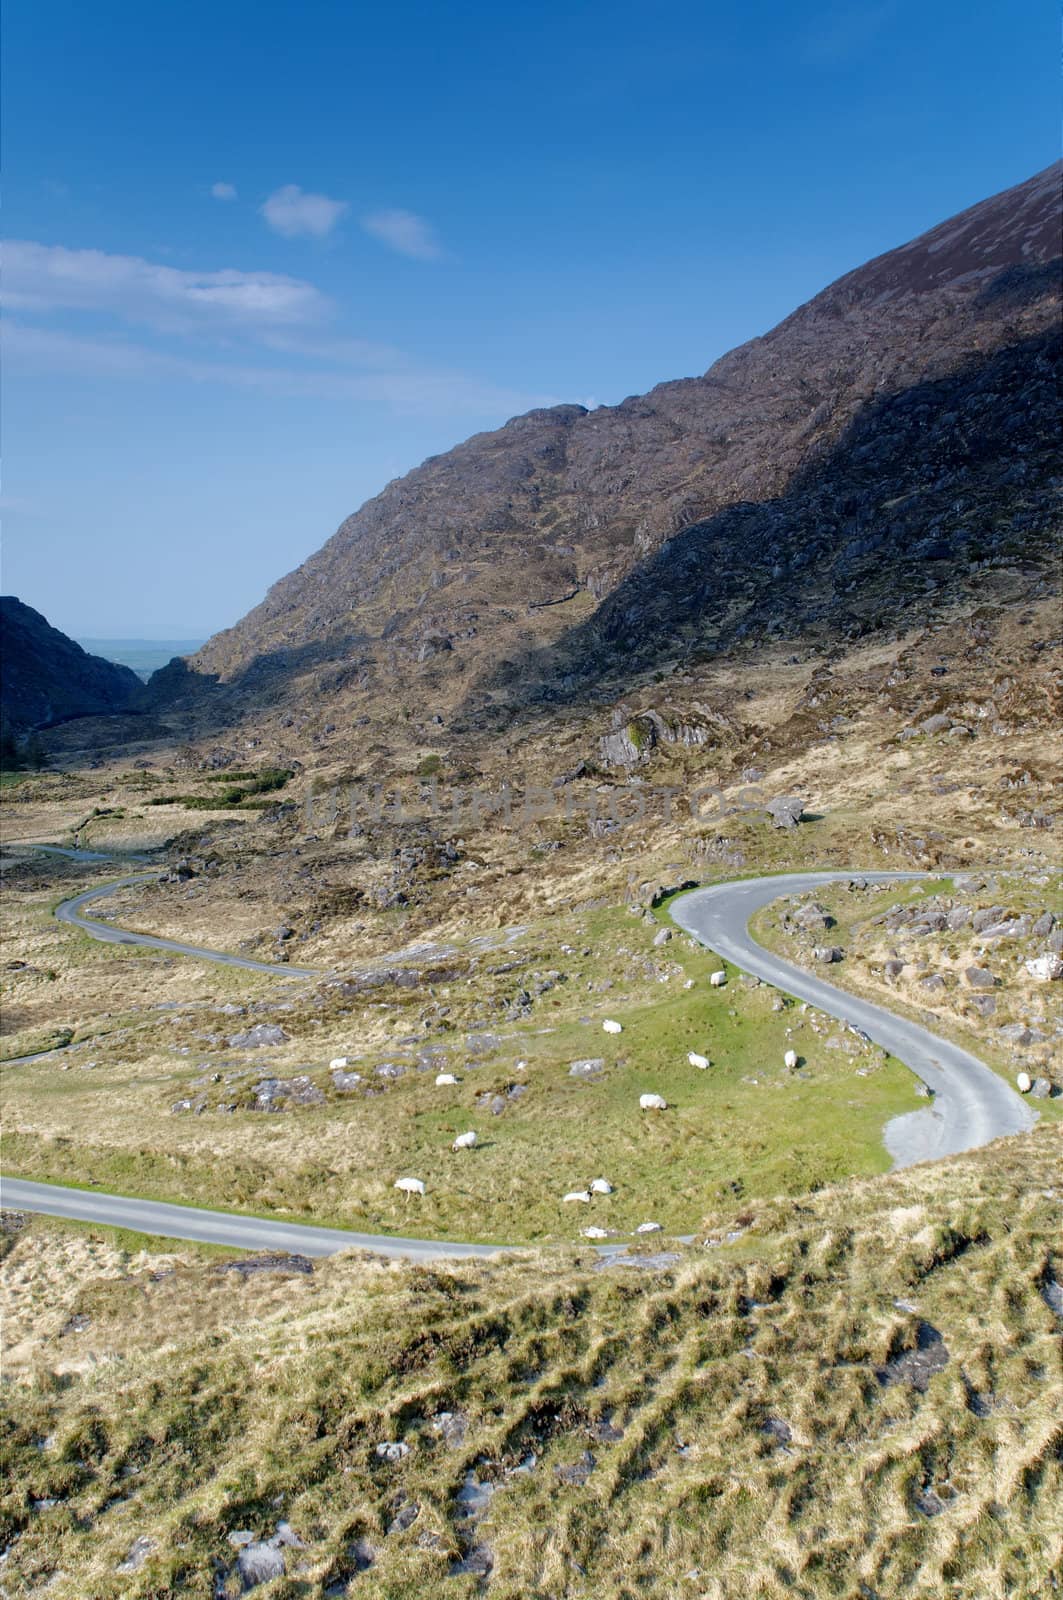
[
  {"left": 3, "top": 321, "right": 551, "bottom": 418},
  {"left": 211, "top": 181, "right": 238, "bottom": 201},
  {"left": 3, "top": 236, "right": 548, "bottom": 422},
  {"left": 361, "top": 208, "right": 443, "bottom": 260},
  {"left": 3, "top": 240, "right": 330, "bottom": 331},
  {"left": 261, "top": 184, "right": 348, "bottom": 238}
]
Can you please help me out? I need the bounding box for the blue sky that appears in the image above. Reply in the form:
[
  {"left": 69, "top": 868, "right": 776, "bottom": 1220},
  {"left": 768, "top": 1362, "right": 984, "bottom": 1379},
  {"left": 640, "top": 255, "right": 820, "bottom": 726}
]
[{"left": 2, "top": 0, "right": 1056, "bottom": 637}]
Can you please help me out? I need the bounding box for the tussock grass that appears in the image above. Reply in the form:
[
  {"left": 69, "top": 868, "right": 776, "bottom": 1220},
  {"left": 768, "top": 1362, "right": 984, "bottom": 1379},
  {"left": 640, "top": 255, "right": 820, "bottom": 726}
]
[{"left": 1, "top": 1129, "right": 1060, "bottom": 1597}]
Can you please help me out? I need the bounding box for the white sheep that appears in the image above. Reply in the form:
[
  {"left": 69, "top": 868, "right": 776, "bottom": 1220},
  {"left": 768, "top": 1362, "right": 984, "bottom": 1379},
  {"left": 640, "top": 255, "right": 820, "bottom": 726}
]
[
  {"left": 688, "top": 1051, "right": 710, "bottom": 1070},
  {"left": 451, "top": 1131, "right": 477, "bottom": 1151},
  {"left": 435, "top": 1072, "right": 459, "bottom": 1086},
  {"left": 784, "top": 1049, "right": 799, "bottom": 1070},
  {"left": 1016, "top": 1072, "right": 1033, "bottom": 1093},
  {"left": 636, "top": 1221, "right": 662, "bottom": 1234},
  {"left": 603, "top": 1019, "right": 623, "bottom": 1034},
  {"left": 375, "top": 1441, "right": 410, "bottom": 1461},
  {"left": 709, "top": 970, "right": 727, "bottom": 987},
  {"left": 581, "top": 1226, "right": 609, "bottom": 1239},
  {"left": 590, "top": 1178, "right": 613, "bottom": 1194},
  {"left": 394, "top": 1177, "right": 425, "bottom": 1198},
  {"left": 329, "top": 1056, "right": 350, "bottom": 1069},
  {"left": 563, "top": 1190, "right": 592, "bottom": 1204},
  {"left": 640, "top": 1093, "right": 667, "bottom": 1111}
]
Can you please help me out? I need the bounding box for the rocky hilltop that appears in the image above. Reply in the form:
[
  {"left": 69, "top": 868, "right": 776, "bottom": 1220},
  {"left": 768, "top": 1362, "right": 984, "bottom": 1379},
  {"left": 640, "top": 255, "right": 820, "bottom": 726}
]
[
  {"left": 181, "top": 163, "right": 1060, "bottom": 725},
  {"left": 0, "top": 597, "right": 142, "bottom": 733}
]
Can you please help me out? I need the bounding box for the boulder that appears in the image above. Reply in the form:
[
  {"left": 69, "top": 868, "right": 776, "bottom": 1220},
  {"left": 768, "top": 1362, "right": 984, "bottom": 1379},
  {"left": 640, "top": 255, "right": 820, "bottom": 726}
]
[
  {"left": 813, "top": 946, "right": 843, "bottom": 963},
  {"left": 963, "top": 967, "right": 996, "bottom": 990},
  {"left": 766, "top": 795, "right": 807, "bottom": 829},
  {"left": 652, "top": 927, "right": 672, "bottom": 947},
  {"left": 569, "top": 1059, "right": 606, "bottom": 1080},
  {"left": 228, "top": 1023, "right": 288, "bottom": 1049},
  {"left": 1029, "top": 1077, "right": 1054, "bottom": 1100},
  {"left": 1025, "top": 954, "right": 1063, "bottom": 982}
]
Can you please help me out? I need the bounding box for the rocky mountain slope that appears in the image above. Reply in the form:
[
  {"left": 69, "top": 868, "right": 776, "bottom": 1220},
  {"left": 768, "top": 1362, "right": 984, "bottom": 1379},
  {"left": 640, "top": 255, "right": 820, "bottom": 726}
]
[
  {"left": 178, "top": 162, "right": 1060, "bottom": 727},
  {"left": 0, "top": 598, "right": 142, "bottom": 734}
]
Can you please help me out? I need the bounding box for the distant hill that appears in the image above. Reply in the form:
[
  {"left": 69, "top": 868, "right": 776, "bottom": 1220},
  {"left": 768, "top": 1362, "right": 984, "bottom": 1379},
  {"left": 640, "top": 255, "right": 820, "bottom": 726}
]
[
  {"left": 176, "top": 162, "right": 1061, "bottom": 730},
  {"left": 0, "top": 598, "right": 142, "bottom": 732}
]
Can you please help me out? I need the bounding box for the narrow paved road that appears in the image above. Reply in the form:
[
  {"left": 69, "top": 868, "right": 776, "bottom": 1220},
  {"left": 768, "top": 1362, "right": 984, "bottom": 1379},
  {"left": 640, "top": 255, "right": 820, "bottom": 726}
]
[
  {"left": 0, "top": 1177, "right": 506, "bottom": 1261},
  {"left": 670, "top": 871, "right": 1035, "bottom": 1166},
  {"left": 52, "top": 864, "right": 317, "bottom": 977},
  {"left": 4, "top": 856, "right": 1034, "bottom": 1256}
]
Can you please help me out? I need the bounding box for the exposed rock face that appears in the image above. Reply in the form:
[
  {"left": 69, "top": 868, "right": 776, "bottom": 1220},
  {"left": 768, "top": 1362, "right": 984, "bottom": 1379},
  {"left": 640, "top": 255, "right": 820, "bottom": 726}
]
[
  {"left": 169, "top": 165, "right": 1060, "bottom": 722},
  {"left": 0, "top": 596, "right": 141, "bottom": 732}
]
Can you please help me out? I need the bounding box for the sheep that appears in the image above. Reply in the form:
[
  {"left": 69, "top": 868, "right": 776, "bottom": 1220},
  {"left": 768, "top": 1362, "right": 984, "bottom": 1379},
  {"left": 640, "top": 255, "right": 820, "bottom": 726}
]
[
  {"left": 435, "top": 1072, "right": 459, "bottom": 1086},
  {"left": 709, "top": 970, "right": 727, "bottom": 987},
  {"left": 375, "top": 1441, "right": 410, "bottom": 1461},
  {"left": 452, "top": 1130, "right": 478, "bottom": 1151},
  {"left": 636, "top": 1221, "right": 662, "bottom": 1233},
  {"left": 590, "top": 1178, "right": 613, "bottom": 1194},
  {"left": 640, "top": 1093, "right": 667, "bottom": 1111},
  {"left": 581, "top": 1225, "right": 609, "bottom": 1239},
  {"left": 563, "top": 1190, "right": 592, "bottom": 1204},
  {"left": 688, "top": 1051, "right": 710, "bottom": 1070},
  {"left": 329, "top": 1056, "right": 350, "bottom": 1070},
  {"left": 784, "top": 1049, "right": 799, "bottom": 1070},
  {"left": 1016, "top": 1072, "right": 1033, "bottom": 1093},
  {"left": 394, "top": 1177, "right": 425, "bottom": 1198},
  {"left": 602, "top": 1019, "right": 623, "bottom": 1034}
]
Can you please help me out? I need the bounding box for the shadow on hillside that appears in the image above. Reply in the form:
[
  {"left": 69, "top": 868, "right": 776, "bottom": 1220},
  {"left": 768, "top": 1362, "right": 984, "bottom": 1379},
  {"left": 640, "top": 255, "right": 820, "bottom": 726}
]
[{"left": 457, "top": 324, "right": 1062, "bottom": 728}]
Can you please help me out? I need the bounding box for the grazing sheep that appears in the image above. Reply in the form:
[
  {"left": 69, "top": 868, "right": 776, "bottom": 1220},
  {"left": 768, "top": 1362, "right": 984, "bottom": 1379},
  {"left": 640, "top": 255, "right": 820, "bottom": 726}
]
[
  {"left": 709, "top": 971, "right": 727, "bottom": 987},
  {"left": 375, "top": 1441, "right": 410, "bottom": 1461},
  {"left": 329, "top": 1056, "right": 350, "bottom": 1070},
  {"left": 640, "top": 1093, "right": 667, "bottom": 1111},
  {"left": 1016, "top": 1072, "right": 1033, "bottom": 1093},
  {"left": 452, "top": 1131, "right": 478, "bottom": 1151},
  {"left": 563, "top": 1190, "right": 592, "bottom": 1204},
  {"left": 688, "top": 1052, "right": 710, "bottom": 1070},
  {"left": 394, "top": 1177, "right": 425, "bottom": 1198},
  {"left": 636, "top": 1221, "right": 662, "bottom": 1233},
  {"left": 603, "top": 1019, "right": 623, "bottom": 1034},
  {"left": 784, "top": 1049, "right": 799, "bottom": 1070},
  {"left": 435, "top": 1072, "right": 459, "bottom": 1086},
  {"left": 590, "top": 1178, "right": 613, "bottom": 1194}
]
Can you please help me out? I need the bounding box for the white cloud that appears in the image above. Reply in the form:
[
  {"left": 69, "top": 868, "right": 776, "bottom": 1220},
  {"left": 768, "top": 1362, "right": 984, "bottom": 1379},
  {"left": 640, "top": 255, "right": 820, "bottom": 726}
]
[
  {"left": 361, "top": 208, "right": 443, "bottom": 261},
  {"left": 261, "top": 184, "right": 348, "bottom": 238},
  {"left": 2, "top": 240, "right": 331, "bottom": 331},
  {"left": 211, "top": 181, "right": 238, "bottom": 201}
]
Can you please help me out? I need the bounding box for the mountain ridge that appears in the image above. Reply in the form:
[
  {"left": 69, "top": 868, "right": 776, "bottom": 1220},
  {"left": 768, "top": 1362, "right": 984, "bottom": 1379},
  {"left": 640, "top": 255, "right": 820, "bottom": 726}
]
[{"left": 170, "top": 163, "right": 1060, "bottom": 729}]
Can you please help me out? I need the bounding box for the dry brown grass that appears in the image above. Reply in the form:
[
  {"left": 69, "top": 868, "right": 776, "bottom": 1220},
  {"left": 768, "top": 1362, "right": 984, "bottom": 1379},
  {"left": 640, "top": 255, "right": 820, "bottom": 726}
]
[{"left": 2, "top": 1128, "right": 1061, "bottom": 1598}]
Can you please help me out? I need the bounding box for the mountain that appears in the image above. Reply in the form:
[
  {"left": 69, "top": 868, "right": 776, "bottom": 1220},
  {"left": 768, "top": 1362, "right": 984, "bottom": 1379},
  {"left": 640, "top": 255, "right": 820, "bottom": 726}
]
[
  {"left": 0, "top": 598, "right": 142, "bottom": 733},
  {"left": 176, "top": 164, "right": 1060, "bottom": 727}
]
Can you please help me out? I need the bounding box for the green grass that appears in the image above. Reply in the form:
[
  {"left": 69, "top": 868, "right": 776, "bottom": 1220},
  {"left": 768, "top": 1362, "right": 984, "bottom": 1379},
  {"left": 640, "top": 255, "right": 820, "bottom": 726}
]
[{"left": 2, "top": 912, "right": 924, "bottom": 1242}]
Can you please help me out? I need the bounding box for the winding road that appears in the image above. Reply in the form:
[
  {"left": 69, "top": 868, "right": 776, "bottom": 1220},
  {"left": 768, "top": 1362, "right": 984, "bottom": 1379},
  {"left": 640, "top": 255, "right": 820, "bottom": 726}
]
[
  {"left": 670, "top": 871, "right": 1035, "bottom": 1166},
  {"left": 49, "top": 857, "right": 318, "bottom": 978},
  {"left": 0, "top": 855, "right": 1035, "bottom": 1258}
]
